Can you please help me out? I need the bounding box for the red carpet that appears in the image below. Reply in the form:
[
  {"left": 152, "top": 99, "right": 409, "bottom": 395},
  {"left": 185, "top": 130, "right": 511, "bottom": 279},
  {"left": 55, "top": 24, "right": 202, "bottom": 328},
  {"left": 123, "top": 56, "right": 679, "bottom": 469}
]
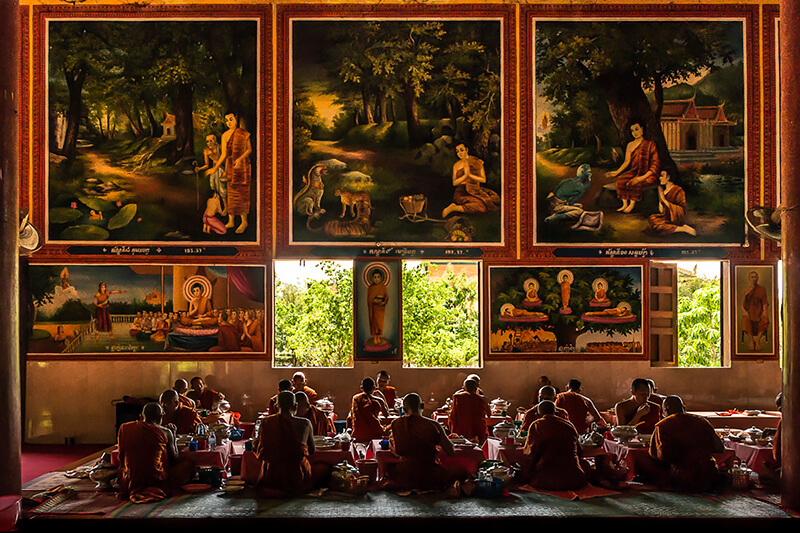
[{"left": 22, "top": 444, "right": 110, "bottom": 483}]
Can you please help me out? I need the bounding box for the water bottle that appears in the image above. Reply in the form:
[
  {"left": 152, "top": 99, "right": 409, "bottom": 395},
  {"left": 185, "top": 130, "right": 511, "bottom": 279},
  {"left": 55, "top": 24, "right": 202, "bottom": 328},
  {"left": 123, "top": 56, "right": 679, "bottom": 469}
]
[{"left": 208, "top": 429, "right": 216, "bottom": 449}]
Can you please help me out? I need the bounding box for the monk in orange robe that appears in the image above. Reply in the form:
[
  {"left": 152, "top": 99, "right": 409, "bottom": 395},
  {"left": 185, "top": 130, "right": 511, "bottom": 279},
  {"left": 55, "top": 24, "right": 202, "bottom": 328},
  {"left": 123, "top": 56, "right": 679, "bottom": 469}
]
[
  {"left": 648, "top": 171, "right": 696, "bottom": 235},
  {"left": 187, "top": 376, "right": 225, "bottom": 410},
  {"left": 645, "top": 395, "right": 725, "bottom": 492},
  {"left": 554, "top": 379, "right": 605, "bottom": 434},
  {"left": 521, "top": 386, "right": 569, "bottom": 432},
  {"left": 208, "top": 312, "right": 241, "bottom": 353},
  {"left": 448, "top": 378, "right": 490, "bottom": 443},
  {"left": 173, "top": 379, "right": 196, "bottom": 410},
  {"left": 268, "top": 379, "right": 293, "bottom": 415},
  {"left": 117, "top": 403, "right": 193, "bottom": 501},
  {"left": 292, "top": 372, "right": 319, "bottom": 404},
  {"left": 606, "top": 121, "right": 660, "bottom": 214},
  {"left": 160, "top": 389, "right": 202, "bottom": 435},
  {"left": 252, "top": 391, "right": 315, "bottom": 497},
  {"left": 614, "top": 378, "right": 662, "bottom": 435},
  {"left": 296, "top": 391, "right": 335, "bottom": 437},
  {"left": 349, "top": 377, "right": 388, "bottom": 442},
  {"left": 386, "top": 393, "right": 463, "bottom": 492},
  {"left": 375, "top": 370, "right": 398, "bottom": 409},
  {"left": 524, "top": 400, "right": 588, "bottom": 491}
]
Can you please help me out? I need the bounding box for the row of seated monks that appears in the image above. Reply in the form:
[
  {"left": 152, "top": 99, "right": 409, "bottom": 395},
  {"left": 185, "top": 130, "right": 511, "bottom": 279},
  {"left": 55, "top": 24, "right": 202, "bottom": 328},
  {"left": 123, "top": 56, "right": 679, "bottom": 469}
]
[{"left": 116, "top": 371, "right": 782, "bottom": 501}]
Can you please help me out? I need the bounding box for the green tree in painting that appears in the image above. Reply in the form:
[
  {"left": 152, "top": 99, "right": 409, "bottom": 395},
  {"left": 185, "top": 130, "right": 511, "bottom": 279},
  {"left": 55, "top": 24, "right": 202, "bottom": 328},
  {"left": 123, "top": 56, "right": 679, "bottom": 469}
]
[
  {"left": 492, "top": 267, "right": 642, "bottom": 350},
  {"left": 537, "top": 21, "right": 737, "bottom": 174},
  {"left": 677, "top": 274, "right": 721, "bottom": 367},
  {"left": 402, "top": 263, "right": 479, "bottom": 368}
]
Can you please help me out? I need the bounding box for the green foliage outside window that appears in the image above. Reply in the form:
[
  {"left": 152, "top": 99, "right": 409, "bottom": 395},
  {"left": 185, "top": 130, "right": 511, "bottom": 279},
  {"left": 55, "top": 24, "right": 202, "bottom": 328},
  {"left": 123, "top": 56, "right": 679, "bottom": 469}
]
[
  {"left": 677, "top": 274, "right": 721, "bottom": 367},
  {"left": 402, "top": 263, "right": 479, "bottom": 368}
]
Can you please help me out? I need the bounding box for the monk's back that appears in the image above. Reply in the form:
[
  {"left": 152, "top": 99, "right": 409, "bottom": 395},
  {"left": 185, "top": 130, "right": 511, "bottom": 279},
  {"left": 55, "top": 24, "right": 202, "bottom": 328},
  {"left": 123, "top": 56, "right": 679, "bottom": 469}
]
[
  {"left": 350, "top": 392, "right": 385, "bottom": 442},
  {"left": 525, "top": 415, "right": 586, "bottom": 490},
  {"left": 450, "top": 391, "right": 488, "bottom": 441},
  {"left": 392, "top": 415, "right": 440, "bottom": 463},
  {"left": 117, "top": 420, "right": 169, "bottom": 496},
  {"left": 554, "top": 391, "right": 591, "bottom": 433}
]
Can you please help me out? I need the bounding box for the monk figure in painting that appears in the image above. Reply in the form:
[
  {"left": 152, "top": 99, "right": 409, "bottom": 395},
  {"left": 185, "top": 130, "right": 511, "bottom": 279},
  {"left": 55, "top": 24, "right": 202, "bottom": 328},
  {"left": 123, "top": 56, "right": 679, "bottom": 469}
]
[
  {"left": 179, "top": 283, "right": 218, "bottom": 327},
  {"left": 606, "top": 122, "right": 660, "bottom": 214},
  {"left": 196, "top": 134, "right": 227, "bottom": 209},
  {"left": 742, "top": 270, "right": 770, "bottom": 352},
  {"left": 385, "top": 393, "right": 464, "bottom": 492},
  {"left": 648, "top": 170, "right": 696, "bottom": 236},
  {"left": 252, "top": 391, "right": 315, "bottom": 497},
  {"left": 116, "top": 402, "right": 193, "bottom": 502},
  {"left": 206, "top": 112, "right": 251, "bottom": 234},
  {"left": 442, "top": 141, "right": 500, "bottom": 218},
  {"left": 366, "top": 268, "right": 389, "bottom": 348},
  {"left": 93, "top": 282, "right": 125, "bottom": 336},
  {"left": 558, "top": 271, "right": 572, "bottom": 312}
]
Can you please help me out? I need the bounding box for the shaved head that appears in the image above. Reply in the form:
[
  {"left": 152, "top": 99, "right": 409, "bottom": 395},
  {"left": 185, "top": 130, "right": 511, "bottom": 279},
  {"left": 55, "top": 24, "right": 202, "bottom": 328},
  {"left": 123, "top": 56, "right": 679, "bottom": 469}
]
[
  {"left": 142, "top": 402, "right": 164, "bottom": 424},
  {"left": 537, "top": 400, "right": 556, "bottom": 416},
  {"left": 278, "top": 379, "right": 292, "bottom": 391},
  {"left": 464, "top": 378, "right": 478, "bottom": 393},
  {"left": 295, "top": 391, "right": 310, "bottom": 414},
  {"left": 277, "top": 391, "right": 297, "bottom": 413},
  {"left": 467, "top": 374, "right": 481, "bottom": 385},
  {"left": 403, "top": 393, "right": 423, "bottom": 414},
  {"left": 362, "top": 377, "right": 375, "bottom": 392},
  {"left": 538, "top": 386, "right": 557, "bottom": 401},
  {"left": 663, "top": 395, "right": 685, "bottom": 416},
  {"left": 174, "top": 379, "right": 189, "bottom": 393}
]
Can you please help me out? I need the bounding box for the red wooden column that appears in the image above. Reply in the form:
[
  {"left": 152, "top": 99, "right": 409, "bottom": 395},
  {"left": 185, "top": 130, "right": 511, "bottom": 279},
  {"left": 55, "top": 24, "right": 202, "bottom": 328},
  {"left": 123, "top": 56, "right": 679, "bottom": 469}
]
[
  {"left": 781, "top": 0, "right": 800, "bottom": 512},
  {"left": 0, "top": 0, "right": 21, "bottom": 497}
]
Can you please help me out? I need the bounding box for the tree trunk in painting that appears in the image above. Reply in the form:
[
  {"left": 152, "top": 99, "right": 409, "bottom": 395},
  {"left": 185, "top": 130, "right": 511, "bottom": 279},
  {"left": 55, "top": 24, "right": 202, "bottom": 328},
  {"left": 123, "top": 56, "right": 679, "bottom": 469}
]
[
  {"left": 143, "top": 100, "right": 161, "bottom": 138},
  {"left": 61, "top": 65, "right": 86, "bottom": 159},
  {"left": 550, "top": 323, "right": 587, "bottom": 351},
  {"left": 172, "top": 82, "right": 194, "bottom": 162},
  {"left": 361, "top": 86, "right": 374, "bottom": 125},
  {"left": 402, "top": 81, "right": 424, "bottom": 147},
  {"left": 596, "top": 71, "right": 676, "bottom": 176},
  {"left": 376, "top": 92, "right": 387, "bottom": 124}
]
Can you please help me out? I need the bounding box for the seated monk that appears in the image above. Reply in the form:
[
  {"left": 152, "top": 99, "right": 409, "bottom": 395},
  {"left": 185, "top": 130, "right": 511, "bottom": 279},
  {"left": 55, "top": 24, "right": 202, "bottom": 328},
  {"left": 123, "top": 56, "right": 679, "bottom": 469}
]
[
  {"left": 448, "top": 378, "right": 490, "bottom": 443},
  {"left": 554, "top": 379, "right": 605, "bottom": 434},
  {"left": 179, "top": 283, "right": 218, "bottom": 327},
  {"left": 208, "top": 312, "right": 241, "bottom": 352},
  {"left": 296, "top": 391, "right": 335, "bottom": 437},
  {"left": 268, "top": 379, "right": 293, "bottom": 415},
  {"left": 159, "top": 389, "right": 202, "bottom": 435},
  {"left": 642, "top": 395, "right": 725, "bottom": 492},
  {"left": 292, "top": 371, "right": 319, "bottom": 404},
  {"left": 350, "top": 377, "right": 389, "bottom": 442},
  {"left": 187, "top": 376, "right": 225, "bottom": 411},
  {"left": 759, "top": 392, "right": 782, "bottom": 487},
  {"left": 374, "top": 370, "right": 398, "bottom": 409},
  {"left": 173, "top": 379, "right": 196, "bottom": 410},
  {"left": 646, "top": 379, "right": 667, "bottom": 407},
  {"left": 521, "top": 386, "right": 569, "bottom": 432},
  {"left": 251, "top": 391, "right": 316, "bottom": 497},
  {"left": 116, "top": 402, "right": 194, "bottom": 501},
  {"left": 614, "top": 378, "right": 662, "bottom": 435},
  {"left": 386, "top": 393, "right": 465, "bottom": 492},
  {"left": 523, "top": 400, "right": 588, "bottom": 491}
]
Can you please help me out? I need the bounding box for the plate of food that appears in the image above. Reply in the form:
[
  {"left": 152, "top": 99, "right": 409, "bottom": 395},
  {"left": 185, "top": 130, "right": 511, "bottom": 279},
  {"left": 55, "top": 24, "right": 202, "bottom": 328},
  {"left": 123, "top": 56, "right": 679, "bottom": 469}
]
[{"left": 744, "top": 410, "right": 762, "bottom": 416}]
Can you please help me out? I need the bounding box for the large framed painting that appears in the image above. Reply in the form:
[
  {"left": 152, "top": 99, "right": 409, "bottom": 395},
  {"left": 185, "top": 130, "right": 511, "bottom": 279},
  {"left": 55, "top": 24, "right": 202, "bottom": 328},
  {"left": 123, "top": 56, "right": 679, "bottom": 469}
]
[
  {"left": 353, "top": 260, "right": 402, "bottom": 361},
  {"left": 524, "top": 4, "right": 759, "bottom": 249},
  {"left": 277, "top": 4, "right": 516, "bottom": 256},
  {"left": 27, "top": 263, "right": 266, "bottom": 360},
  {"left": 733, "top": 264, "right": 777, "bottom": 358},
  {"left": 487, "top": 264, "right": 644, "bottom": 359},
  {"left": 31, "top": 5, "right": 268, "bottom": 258}
]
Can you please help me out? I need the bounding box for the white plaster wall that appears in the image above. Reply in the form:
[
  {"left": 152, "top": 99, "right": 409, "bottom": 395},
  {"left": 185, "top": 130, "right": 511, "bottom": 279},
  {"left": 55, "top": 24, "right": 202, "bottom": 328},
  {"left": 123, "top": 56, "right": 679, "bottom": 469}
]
[{"left": 25, "top": 358, "right": 782, "bottom": 444}]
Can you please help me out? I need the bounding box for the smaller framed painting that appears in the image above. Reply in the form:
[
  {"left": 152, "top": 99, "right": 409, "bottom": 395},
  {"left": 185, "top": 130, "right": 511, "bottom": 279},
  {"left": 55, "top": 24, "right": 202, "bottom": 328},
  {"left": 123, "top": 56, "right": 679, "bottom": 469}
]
[
  {"left": 734, "top": 265, "right": 777, "bottom": 357},
  {"left": 354, "top": 260, "right": 402, "bottom": 361}
]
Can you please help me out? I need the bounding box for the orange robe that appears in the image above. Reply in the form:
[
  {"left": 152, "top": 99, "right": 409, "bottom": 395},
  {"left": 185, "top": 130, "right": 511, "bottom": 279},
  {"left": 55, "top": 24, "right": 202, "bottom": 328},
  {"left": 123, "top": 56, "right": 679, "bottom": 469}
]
[
  {"left": 350, "top": 392, "right": 387, "bottom": 442},
  {"left": 617, "top": 399, "right": 662, "bottom": 435},
  {"left": 389, "top": 415, "right": 455, "bottom": 491},
  {"left": 178, "top": 394, "right": 196, "bottom": 410},
  {"left": 267, "top": 394, "right": 279, "bottom": 416},
  {"left": 649, "top": 412, "right": 722, "bottom": 492},
  {"left": 520, "top": 403, "right": 569, "bottom": 432},
  {"left": 209, "top": 324, "right": 241, "bottom": 353},
  {"left": 163, "top": 405, "right": 202, "bottom": 435},
  {"left": 302, "top": 405, "right": 335, "bottom": 436},
  {"left": 448, "top": 390, "right": 490, "bottom": 443},
  {"left": 116, "top": 420, "right": 170, "bottom": 498},
  {"left": 377, "top": 386, "right": 397, "bottom": 408},
  {"left": 188, "top": 388, "right": 222, "bottom": 411},
  {"left": 615, "top": 138, "right": 660, "bottom": 201},
  {"left": 253, "top": 414, "right": 312, "bottom": 496},
  {"left": 648, "top": 184, "right": 687, "bottom": 233},
  {"left": 524, "top": 414, "right": 587, "bottom": 491},
  {"left": 554, "top": 391, "right": 596, "bottom": 434},
  {"left": 226, "top": 127, "right": 251, "bottom": 216},
  {"left": 297, "top": 385, "right": 319, "bottom": 404}
]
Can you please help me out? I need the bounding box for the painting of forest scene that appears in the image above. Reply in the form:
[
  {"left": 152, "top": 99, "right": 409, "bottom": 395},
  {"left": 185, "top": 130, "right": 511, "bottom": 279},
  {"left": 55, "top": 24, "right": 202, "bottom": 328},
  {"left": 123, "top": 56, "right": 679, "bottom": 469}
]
[
  {"left": 290, "top": 18, "right": 504, "bottom": 245},
  {"left": 27, "top": 264, "right": 265, "bottom": 356},
  {"left": 47, "top": 19, "right": 259, "bottom": 243},
  {"left": 489, "top": 265, "right": 643, "bottom": 356},
  {"left": 534, "top": 20, "right": 747, "bottom": 245}
]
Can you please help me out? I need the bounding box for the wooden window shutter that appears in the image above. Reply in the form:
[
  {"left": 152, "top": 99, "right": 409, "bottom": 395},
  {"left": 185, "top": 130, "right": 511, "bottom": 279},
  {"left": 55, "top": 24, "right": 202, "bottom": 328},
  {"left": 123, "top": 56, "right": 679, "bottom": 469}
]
[{"left": 650, "top": 263, "right": 678, "bottom": 366}]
